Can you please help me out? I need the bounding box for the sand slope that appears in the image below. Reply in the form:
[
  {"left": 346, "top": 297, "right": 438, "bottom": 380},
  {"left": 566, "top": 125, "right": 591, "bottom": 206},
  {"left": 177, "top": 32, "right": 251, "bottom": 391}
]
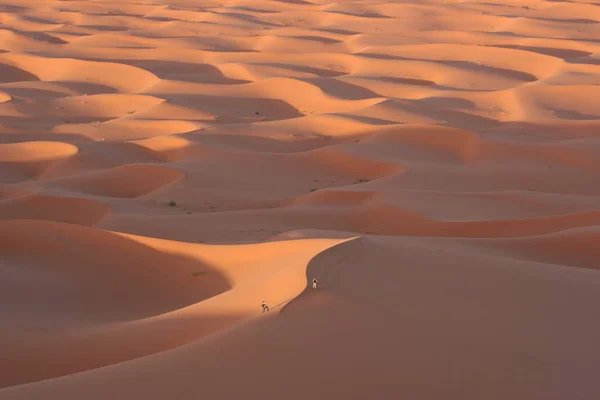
[{"left": 0, "top": 0, "right": 599, "bottom": 399}]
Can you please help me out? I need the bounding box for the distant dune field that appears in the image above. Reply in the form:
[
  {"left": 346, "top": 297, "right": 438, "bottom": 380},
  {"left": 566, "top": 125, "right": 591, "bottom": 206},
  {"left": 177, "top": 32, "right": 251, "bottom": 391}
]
[{"left": 0, "top": 0, "right": 599, "bottom": 399}]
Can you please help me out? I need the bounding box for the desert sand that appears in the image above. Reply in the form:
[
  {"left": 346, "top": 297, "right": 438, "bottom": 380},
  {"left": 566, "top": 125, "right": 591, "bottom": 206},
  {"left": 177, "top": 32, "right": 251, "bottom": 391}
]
[{"left": 0, "top": 0, "right": 599, "bottom": 398}]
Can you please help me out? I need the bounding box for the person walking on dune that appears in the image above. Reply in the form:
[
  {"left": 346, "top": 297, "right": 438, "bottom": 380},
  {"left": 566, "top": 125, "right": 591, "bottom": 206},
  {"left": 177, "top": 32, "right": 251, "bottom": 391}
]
[
  {"left": 312, "top": 278, "right": 318, "bottom": 289},
  {"left": 261, "top": 300, "right": 269, "bottom": 313}
]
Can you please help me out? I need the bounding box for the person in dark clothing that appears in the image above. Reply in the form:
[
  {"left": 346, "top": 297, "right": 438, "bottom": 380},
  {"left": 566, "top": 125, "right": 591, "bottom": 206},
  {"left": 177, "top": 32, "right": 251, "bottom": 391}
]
[{"left": 261, "top": 300, "right": 269, "bottom": 313}]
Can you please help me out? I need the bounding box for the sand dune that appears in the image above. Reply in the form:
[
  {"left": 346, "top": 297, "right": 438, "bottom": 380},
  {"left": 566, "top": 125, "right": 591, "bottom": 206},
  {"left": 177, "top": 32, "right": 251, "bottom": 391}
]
[
  {"left": 2, "top": 235, "right": 599, "bottom": 399},
  {"left": 0, "top": 141, "right": 78, "bottom": 181},
  {"left": 1, "top": 0, "right": 599, "bottom": 399},
  {"left": 456, "top": 226, "right": 600, "bottom": 271},
  {"left": 0, "top": 194, "right": 108, "bottom": 225},
  {"left": 54, "top": 164, "right": 184, "bottom": 198},
  {"left": 0, "top": 53, "right": 160, "bottom": 93},
  {"left": 53, "top": 94, "right": 165, "bottom": 119},
  {"left": 0, "top": 219, "right": 347, "bottom": 387},
  {"left": 52, "top": 118, "right": 202, "bottom": 140}
]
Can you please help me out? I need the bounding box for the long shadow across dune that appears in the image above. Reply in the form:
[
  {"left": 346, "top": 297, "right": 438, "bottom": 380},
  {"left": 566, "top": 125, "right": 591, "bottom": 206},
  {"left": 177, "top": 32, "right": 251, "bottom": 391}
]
[
  {"left": 123, "top": 60, "right": 250, "bottom": 84},
  {"left": 0, "top": 220, "right": 233, "bottom": 388}
]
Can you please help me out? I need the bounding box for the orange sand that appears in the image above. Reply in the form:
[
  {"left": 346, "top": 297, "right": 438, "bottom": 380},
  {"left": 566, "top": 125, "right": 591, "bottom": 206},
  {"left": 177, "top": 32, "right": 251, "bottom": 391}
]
[{"left": 0, "top": 0, "right": 599, "bottom": 399}]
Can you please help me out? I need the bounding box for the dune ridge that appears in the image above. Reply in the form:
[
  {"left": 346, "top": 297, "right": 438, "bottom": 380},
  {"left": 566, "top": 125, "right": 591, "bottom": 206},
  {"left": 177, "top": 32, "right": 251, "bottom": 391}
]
[{"left": 0, "top": 219, "right": 350, "bottom": 387}]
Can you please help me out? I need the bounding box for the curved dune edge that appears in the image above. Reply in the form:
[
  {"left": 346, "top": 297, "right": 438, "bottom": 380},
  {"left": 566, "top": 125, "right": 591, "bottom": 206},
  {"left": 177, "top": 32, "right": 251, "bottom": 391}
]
[
  {"left": 0, "top": 53, "right": 160, "bottom": 93},
  {"left": 228, "top": 76, "right": 385, "bottom": 115},
  {"left": 333, "top": 205, "right": 600, "bottom": 239},
  {"left": 366, "top": 124, "right": 600, "bottom": 170},
  {"left": 0, "top": 142, "right": 78, "bottom": 163},
  {"left": 0, "top": 62, "right": 40, "bottom": 83},
  {"left": 0, "top": 219, "right": 232, "bottom": 388},
  {"left": 130, "top": 135, "right": 195, "bottom": 162},
  {"left": 0, "top": 90, "right": 11, "bottom": 103},
  {"left": 295, "top": 146, "right": 401, "bottom": 178},
  {"left": 0, "top": 220, "right": 233, "bottom": 320},
  {"left": 53, "top": 164, "right": 184, "bottom": 198},
  {"left": 0, "top": 194, "right": 109, "bottom": 226},
  {"left": 51, "top": 119, "right": 203, "bottom": 141},
  {"left": 460, "top": 226, "right": 600, "bottom": 271},
  {"left": 2, "top": 232, "right": 599, "bottom": 400},
  {"left": 0, "top": 219, "right": 354, "bottom": 388},
  {"left": 367, "top": 125, "right": 483, "bottom": 163},
  {"left": 0, "top": 142, "right": 79, "bottom": 180},
  {"left": 52, "top": 94, "right": 166, "bottom": 119}
]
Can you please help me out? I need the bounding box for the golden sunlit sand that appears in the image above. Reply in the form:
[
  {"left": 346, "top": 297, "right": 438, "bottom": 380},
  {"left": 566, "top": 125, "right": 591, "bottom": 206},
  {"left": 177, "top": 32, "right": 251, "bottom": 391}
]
[{"left": 0, "top": 0, "right": 599, "bottom": 399}]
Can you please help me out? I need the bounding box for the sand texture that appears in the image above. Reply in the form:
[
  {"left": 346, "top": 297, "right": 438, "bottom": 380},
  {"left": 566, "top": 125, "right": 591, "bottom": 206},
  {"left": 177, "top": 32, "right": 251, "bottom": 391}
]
[{"left": 0, "top": 0, "right": 599, "bottom": 399}]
